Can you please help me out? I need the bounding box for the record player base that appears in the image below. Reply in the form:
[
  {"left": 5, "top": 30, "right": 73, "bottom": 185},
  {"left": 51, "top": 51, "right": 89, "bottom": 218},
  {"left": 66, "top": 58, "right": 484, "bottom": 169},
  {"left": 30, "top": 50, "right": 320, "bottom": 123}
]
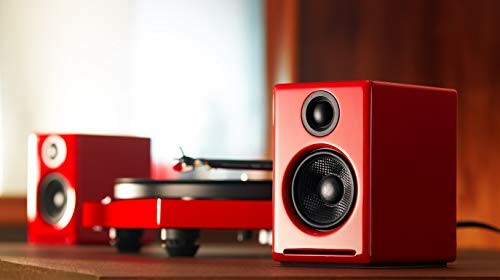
[{"left": 0, "top": 243, "right": 499, "bottom": 279}]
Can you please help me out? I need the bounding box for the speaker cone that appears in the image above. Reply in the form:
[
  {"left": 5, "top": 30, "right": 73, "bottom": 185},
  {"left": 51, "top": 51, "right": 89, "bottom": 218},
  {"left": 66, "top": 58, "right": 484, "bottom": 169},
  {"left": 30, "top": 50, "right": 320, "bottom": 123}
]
[
  {"left": 291, "top": 149, "right": 356, "bottom": 230},
  {"left": 302, "top": 91, "right": 340, "bottom": 137},
  {"left": 39, "top": 173, "right": 69, "bottom": 224}
]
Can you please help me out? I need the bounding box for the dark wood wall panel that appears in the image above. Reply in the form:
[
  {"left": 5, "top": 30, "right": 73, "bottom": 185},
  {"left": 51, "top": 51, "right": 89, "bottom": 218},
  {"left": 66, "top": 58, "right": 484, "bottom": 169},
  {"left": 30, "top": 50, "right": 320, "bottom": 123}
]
[
  {"left": 265, "top": 0, "right": 298, "bottom": 157},
  {"left": 297, "top": 0, "right": 500, "bottom": 248}
]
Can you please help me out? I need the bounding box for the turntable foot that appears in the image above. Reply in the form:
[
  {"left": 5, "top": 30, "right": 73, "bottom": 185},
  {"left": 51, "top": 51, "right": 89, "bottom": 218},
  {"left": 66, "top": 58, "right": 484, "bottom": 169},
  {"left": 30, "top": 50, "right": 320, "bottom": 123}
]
[
  {"left": 162, "top": 228, "right": 200, "bottom": 257},
  {"left": 113, "top": 228, "right": 144, "bottom": 253}
]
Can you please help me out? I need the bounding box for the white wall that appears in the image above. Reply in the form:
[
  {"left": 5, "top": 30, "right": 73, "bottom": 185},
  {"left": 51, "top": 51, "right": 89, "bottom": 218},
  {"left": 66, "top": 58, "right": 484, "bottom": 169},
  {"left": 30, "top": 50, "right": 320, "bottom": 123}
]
[{"left": 0, "top": 0, "right": 266, "bottom": 195}]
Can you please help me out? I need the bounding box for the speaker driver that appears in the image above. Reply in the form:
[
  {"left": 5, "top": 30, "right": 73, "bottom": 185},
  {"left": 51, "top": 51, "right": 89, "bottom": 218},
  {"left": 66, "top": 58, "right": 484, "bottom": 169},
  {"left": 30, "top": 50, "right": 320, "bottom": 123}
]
[
  {"left": 41, "top": 135, "right": 67, "bottom": 169},
  {"left": 39, "top": 173, "right": 69, "bottom": 224},
  {"left": 302, "top": 91, "right": 340, "bottom": 137},
  {"left": 291, "top": 149, "right": 356, "bottom": 230}
]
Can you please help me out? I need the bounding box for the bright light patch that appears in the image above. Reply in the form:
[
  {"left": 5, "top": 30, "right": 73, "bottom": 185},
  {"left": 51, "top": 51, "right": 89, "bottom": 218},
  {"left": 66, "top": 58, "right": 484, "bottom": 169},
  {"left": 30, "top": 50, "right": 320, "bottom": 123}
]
[
  {"left": 240, "top": 173, "right": 249, "bottom": 182},
  {"left": 27, "top": 134, "right": 39, "bottom": 222},
  {"left": 156, "top": 198, "right": 161, "bottom": 225},
  {"left": 0, "top": 0, "right": 265, "bottom": 194}
]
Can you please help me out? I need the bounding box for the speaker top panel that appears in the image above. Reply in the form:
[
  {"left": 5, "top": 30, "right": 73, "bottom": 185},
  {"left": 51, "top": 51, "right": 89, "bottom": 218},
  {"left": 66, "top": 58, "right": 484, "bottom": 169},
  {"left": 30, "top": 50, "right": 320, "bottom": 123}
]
[{"left": 114, "top": 178, "right": 272, "bottom": 200}]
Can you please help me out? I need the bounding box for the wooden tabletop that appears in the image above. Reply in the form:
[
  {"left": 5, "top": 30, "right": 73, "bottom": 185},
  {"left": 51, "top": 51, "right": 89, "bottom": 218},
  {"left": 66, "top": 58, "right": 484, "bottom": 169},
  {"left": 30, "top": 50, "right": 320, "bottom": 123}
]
[{"left": 0, "top": 242, "right": 499, "bottom": 279}]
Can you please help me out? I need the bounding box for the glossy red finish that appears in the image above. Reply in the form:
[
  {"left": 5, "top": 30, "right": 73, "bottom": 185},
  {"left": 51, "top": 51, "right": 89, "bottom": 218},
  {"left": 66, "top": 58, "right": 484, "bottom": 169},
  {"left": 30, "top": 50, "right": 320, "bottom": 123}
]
[
  {"left": 28, "top": 134, "right": 151, "bottom": 245},
  {"left": 82, "top": 199, "right": 272, "bottom": 229},
  {"left": 272, "top": 81, "right": 456, "bottom": 264}
]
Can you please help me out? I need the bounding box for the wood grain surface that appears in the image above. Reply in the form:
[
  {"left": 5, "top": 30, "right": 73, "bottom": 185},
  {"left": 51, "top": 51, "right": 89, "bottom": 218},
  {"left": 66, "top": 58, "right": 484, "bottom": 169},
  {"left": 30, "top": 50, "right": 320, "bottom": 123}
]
[
  {"left": 0, "top": 243, "right": 499, "bottom": 279},
  {"left": 296, "top": 0, "right": 500, "bottom": 249}
]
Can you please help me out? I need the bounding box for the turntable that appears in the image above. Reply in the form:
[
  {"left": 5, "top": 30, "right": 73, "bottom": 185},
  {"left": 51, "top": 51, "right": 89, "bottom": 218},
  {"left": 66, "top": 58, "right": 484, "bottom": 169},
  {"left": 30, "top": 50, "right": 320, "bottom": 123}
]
[{"left": 82, "top": 178, "right": 272, "bottom": 257}]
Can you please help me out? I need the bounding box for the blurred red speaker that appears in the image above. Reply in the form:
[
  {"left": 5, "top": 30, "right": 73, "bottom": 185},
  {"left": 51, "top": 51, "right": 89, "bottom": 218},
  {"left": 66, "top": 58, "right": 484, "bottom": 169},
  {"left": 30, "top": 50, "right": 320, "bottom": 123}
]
[
  {"left": 27, "top": 134, "right": 150, "bottom": 244},
  {"left": 273, "top": 81, "right": 456, "bottom": 264}
]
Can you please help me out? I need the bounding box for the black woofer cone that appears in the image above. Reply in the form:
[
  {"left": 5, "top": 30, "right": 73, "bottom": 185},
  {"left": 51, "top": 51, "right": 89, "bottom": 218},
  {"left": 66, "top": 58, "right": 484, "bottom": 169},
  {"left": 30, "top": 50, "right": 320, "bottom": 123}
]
[
  {"left": 302, "top": 91, "right": 339, "bottom": 137},
  {"left": 39, "top": 173, "right": 68, "bottom": 224},
  {"left": 291, "top": 149, "right": 356, "bottom": 230}
]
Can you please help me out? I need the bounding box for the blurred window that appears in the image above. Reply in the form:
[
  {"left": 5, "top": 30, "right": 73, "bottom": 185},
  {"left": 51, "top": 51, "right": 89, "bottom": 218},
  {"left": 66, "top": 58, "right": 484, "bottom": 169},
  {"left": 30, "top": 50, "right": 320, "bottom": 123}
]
[{"left": 0, "top": 0, "right": 266, "bottom": 195}]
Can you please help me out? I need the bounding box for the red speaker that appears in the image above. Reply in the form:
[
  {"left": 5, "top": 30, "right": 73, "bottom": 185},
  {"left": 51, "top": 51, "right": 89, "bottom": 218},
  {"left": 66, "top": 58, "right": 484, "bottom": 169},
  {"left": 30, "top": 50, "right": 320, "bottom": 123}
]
[
  {"left": 272, "top": 81, "right": 456, "bottom": 264},
  {"left": 27, "top": 134, "right": 151, "bottom": 244}
]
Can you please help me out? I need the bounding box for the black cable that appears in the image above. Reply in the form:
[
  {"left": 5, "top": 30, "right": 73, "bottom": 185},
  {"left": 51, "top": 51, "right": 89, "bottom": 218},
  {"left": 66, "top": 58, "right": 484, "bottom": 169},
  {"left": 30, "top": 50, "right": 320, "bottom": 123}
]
[{"left": 457, "top": 221, "right": 500, "bottom": 233}]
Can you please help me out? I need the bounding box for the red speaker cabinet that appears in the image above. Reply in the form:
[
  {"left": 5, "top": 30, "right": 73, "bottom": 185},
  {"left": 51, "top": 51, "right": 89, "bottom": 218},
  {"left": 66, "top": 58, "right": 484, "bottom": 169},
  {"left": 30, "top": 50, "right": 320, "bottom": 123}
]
[
  {"left": 27, "top": 134, "right": 151, "bottom": 244},
  {"left": 273, "top": 81, "right": 456, "bottom": 264}
]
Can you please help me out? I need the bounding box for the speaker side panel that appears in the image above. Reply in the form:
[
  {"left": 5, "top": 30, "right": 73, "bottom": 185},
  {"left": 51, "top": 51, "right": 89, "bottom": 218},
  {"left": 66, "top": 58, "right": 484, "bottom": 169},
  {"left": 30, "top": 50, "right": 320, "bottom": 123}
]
[
  {"left": 370, "top": 82, "right": 457, "bottom": 263},
  {"left": 75, "top": 135, "right": 151, "bottom": 243},
  {"left": 272, "top": 81, "right": 372, "bottom": 263}
]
